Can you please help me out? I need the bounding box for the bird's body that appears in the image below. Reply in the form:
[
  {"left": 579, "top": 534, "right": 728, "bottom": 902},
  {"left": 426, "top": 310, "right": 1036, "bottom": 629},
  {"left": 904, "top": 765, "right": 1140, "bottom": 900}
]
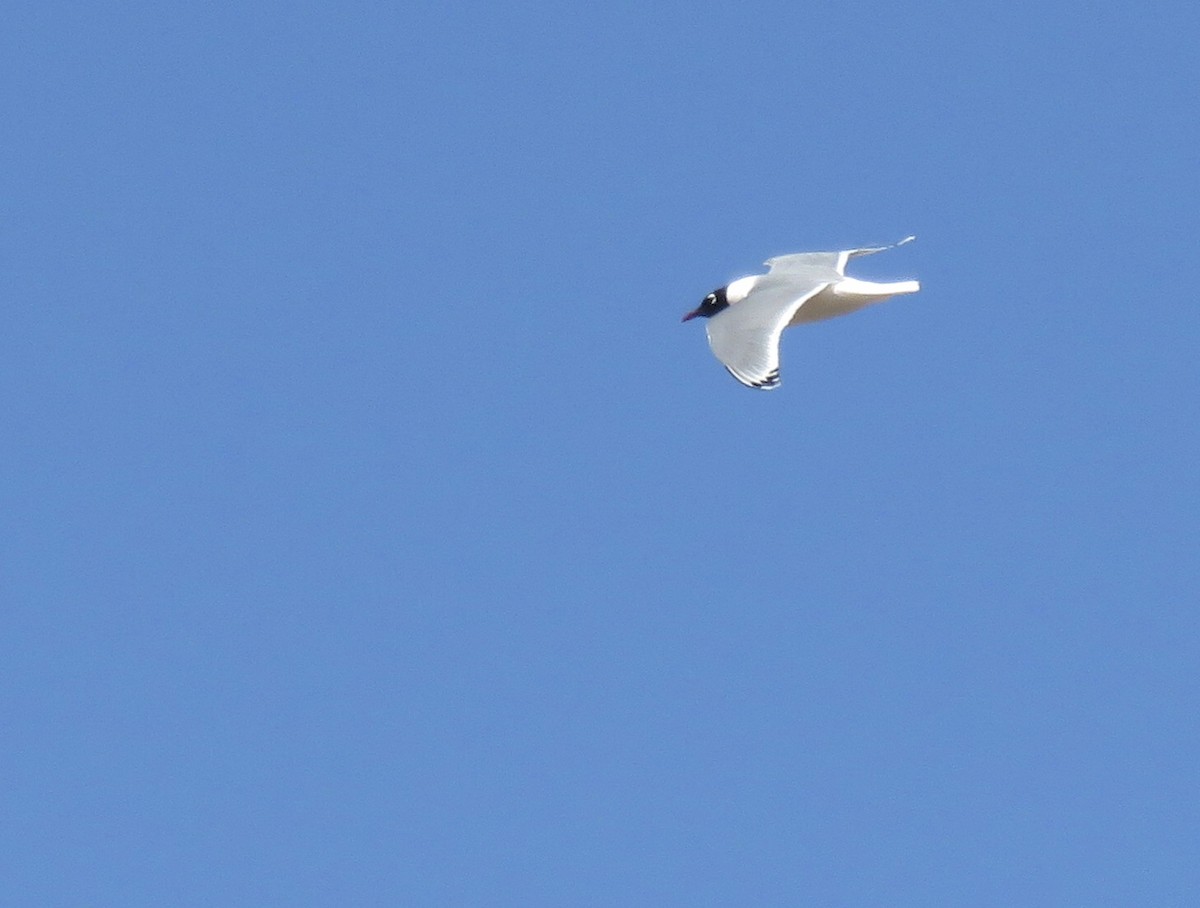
[{"left": 682, "top": 237, "right": 919, "bottom": 390}]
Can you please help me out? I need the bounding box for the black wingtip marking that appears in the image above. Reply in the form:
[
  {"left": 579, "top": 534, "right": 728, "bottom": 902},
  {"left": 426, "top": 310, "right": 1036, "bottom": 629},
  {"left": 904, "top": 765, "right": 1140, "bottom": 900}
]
[
  {"left": 725, "top": 367, "right": 781, "bottom": 390},
  {"left": 752, "top": 369, "right": 781, "bottom": 390}
]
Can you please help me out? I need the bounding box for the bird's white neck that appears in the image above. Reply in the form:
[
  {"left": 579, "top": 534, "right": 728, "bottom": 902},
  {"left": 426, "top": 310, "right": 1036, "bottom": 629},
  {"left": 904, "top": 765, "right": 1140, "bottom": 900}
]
[{"left": 725, "top": 275, "right": 759, "bottom": 304}]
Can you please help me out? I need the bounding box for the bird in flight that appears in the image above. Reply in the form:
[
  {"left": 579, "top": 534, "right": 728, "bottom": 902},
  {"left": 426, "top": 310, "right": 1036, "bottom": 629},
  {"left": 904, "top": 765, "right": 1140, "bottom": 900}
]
[{"left": 682, "top": 236, "right": 919, "bottom": 389}]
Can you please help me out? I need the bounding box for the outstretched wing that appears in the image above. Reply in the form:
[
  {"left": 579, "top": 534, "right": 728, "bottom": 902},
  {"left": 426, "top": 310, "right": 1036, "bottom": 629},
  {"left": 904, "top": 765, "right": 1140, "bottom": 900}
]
[
  {"left": 763, "top": 250, "right": 843, "bottom": 276},
  {"left": 841, "top": 234, "right": 915, "bottom": 267},
  {"left": 705, "top": 278, "right": 830, "bottom": 390},
  {"left": 766, "top": 235, "right": 916, "bottom": 276}
]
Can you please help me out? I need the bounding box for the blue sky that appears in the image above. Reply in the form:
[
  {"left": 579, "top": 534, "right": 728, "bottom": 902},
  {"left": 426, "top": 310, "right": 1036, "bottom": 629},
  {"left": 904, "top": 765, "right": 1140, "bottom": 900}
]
[{"left": 4, "top": 1, "right": 1199, "bottom": 904}]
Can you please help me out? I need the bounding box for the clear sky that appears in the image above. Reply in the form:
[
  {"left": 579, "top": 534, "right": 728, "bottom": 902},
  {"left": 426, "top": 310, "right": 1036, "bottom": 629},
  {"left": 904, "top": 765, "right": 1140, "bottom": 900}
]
[{"left": 5, "top": 1, "right": 1199, "bottom": 904}]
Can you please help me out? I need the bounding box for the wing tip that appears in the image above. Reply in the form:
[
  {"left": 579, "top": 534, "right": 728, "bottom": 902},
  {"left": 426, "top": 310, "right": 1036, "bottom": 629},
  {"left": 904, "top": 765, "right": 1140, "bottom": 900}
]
[
  {"left": 777, "top": 235, "right": 916, "bottom": 268},
  {"left": 725, "top": 366, "right": 781, "bottom": 390}
]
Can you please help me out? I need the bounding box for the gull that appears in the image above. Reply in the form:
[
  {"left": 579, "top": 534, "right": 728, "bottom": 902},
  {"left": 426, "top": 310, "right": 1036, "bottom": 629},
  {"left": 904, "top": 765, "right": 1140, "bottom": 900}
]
[{"left": 682, "top": 236, "right": 919, "bottom": 389}]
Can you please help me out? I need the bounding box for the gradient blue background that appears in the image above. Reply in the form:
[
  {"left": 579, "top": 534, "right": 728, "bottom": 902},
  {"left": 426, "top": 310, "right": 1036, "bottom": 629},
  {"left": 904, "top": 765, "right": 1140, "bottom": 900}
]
[{"left": 5, "top": 1, "right": 1199, "bottom": 904}]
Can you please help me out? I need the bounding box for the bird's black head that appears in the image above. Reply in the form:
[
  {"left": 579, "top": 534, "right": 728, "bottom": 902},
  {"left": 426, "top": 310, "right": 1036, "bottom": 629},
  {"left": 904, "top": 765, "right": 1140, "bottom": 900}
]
[{"left": 681, "top": 286, "right": 729, "bottom": 322}]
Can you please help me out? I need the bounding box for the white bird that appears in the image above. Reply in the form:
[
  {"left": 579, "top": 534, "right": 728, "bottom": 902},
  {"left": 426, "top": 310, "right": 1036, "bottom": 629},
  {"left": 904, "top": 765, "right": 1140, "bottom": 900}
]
[{"left": 682, "top": 236, "right": 919, "bottom": 389}]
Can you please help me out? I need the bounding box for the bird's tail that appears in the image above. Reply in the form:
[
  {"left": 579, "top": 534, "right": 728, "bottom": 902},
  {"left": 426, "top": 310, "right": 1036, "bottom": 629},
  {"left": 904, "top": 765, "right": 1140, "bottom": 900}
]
[{"left": 833, "top": 278, "right": 920, "bottom": 299}]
